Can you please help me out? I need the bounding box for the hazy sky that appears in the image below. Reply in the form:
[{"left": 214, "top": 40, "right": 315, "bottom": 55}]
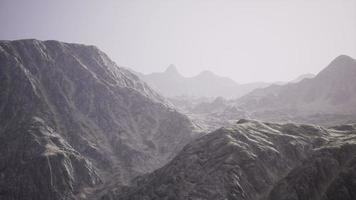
[{"left": 1, "top": 0, "right": 355, "bottom": 83}]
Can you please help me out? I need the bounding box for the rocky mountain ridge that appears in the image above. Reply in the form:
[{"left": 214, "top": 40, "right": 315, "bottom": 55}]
[
  {"left": 2, "top": 39, "right": 356, "bottom": 200},
  {"left": 0, "top": 39, "right": 199, "bottom": 200},
  {"left": 110, "top": 120, "right": 356, "bottom": 200}
]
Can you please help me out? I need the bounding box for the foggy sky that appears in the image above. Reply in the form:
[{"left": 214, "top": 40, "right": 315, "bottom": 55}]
[{"left": 1, "top": 0, "right": 355, "bottom": 83}]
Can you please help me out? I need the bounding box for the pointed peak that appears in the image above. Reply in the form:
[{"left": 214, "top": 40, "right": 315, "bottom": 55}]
[
  {"left": 166, "top": 64, "right": 178, "bottom": 72},
  {"left": 164, "top": 64, "right": 179, "bottom": 75}
]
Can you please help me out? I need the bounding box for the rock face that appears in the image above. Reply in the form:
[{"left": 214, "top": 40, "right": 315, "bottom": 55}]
[
  {"left": 236, "top": 55, "right": 356, "bottom": 126},
  {"left": 137, "top": 65, "right": 269, "bottom": 99},
  {"left": 0, "top": 39, "right": 197, "bottom": 200},
  {"left": 115, "top": 120, "right": 356, "bottom": 200}
]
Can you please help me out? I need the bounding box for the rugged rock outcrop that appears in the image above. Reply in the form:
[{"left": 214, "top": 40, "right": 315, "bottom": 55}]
[
  {"left": 0, "top": 39, "right": 197, "bottom": 200},
  {"left": 113, "top": 120, "right": 356, "bottom": 200}
]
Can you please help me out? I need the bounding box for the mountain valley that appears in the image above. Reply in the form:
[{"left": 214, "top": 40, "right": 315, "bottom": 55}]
[{"left": 1, "top": 40, "right": 356, "bottom": 200}]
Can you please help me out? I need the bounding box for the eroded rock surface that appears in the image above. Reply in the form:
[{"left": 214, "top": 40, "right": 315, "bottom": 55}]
[
  {"left": 0, "top": 39, "right": 198, "bottom": 200},
  {"left": 114, "top": 120, "right": 356, "bottom": 200}
]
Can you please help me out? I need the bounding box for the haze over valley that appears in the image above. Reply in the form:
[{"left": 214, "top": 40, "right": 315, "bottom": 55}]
[{"left": 1, "top": 1, "right": 356, "bottom": 200}]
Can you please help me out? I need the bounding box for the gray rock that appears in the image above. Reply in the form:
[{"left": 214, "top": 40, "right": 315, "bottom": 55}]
[
  {"left": 114, "top": 120, "right": 356, "bottom": 200},
  {"left": 0, "top": 39, "right": 198, "bottom": 200},
  {"left": 232, "top": 55, "right": 356, "bottom": 126}
]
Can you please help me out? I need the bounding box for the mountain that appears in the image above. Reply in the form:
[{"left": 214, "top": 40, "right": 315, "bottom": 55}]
[
  {"left": 0, "top": 39, "right": 198, "bottom": 200},
  {"left": 181, "top": 97, "right": 247, "bottom": 132},
  {"left": 236, "top": 55, "right": 356, "bottom": 126},
  {"left": 290, "top": 73, "right": 315, "bottom": 83},
  {"left": 138, "top": 65, "right": 269, "bottom": 98},
  {"left": 111, "top": 120, "right": 356, "bottom": 200}
]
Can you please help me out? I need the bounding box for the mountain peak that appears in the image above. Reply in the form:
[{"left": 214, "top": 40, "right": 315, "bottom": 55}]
[
  {"left": 333, "top": 54, "right": 354, "bottom": 62},
  {"left": 0, "top": 39, "right": 195, "bottom": 200},
  {"left": 194, "top": 70, "right": 237, "bottom": 85},
  {"left": 328, "top": 55, "right": 355, "bottom": 69},
  {"left": 164, "top": 64, "right": 180, "bottom": 75},
  {"left": 316, "top": 55, "right": 356, "bottom": 79},
  {"left": 290, "top": 73, "right": 315, "bottom": 83},
  {"left": 328, "top": 55, "right": 355, "bottom": 68}
]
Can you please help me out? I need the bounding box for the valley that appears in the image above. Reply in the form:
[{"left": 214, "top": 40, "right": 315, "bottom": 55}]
[{"left": 0, "top": 39, "right": 355, "bottom": 200}]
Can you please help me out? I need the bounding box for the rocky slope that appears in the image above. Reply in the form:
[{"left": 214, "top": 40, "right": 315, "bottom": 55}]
[
  {"left": 137, "top": 65, "right": 269, "bottom": 99},
  {"left": 169, "top": 96, "right": 248, "bottom": 132},
  {"left": 290, "top": 73, "right": 315, "bottom": 83},
  {"left": 114, "top": 120, "right": 356, "bottom": 200},
  {"left": 0, "top": 39, "right": 198, "bottom": 200},
  {"left": 235, "top": 55, "right": 356, "bottom": 126}
]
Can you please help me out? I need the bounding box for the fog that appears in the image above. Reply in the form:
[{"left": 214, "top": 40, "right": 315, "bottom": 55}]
[{"left": 1, "top": 0, "right": 355, "bottom": 83}]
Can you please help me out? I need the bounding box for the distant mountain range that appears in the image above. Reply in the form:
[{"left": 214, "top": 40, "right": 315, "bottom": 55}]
[
  {"left": 133, "top": 64, "right": 270, "bottom": 99},
  {"left": 131, "top": 64, "right": 319, "bottom": 99},
  {"left": 169, "top": 55, "right": 356, "bottom": 129},
  {"left": 1, "top": 39, "right": 356, "bottom": 200},
  {"left": 97, "top": 55, "right": 356, "bottom": 200},
  {"left": 236, "top": 55, "right": 356, "bottom": 123}
]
